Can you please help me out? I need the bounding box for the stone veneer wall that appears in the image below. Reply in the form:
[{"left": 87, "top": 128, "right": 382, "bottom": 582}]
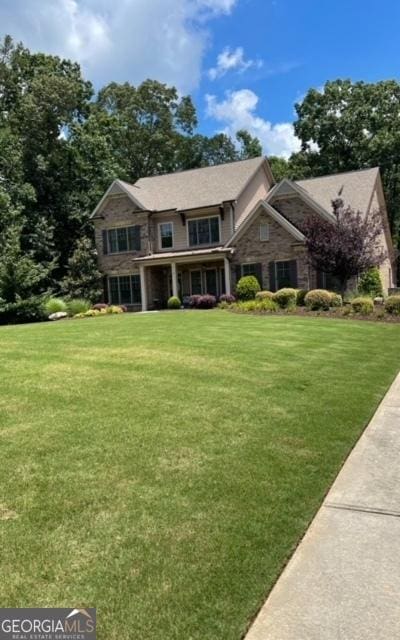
[
  {"left": 231, "top": 210, "right": 311, "bottom": 290},
  {"left": 271, "top": 195, "right": 319, "bottom": 232}
]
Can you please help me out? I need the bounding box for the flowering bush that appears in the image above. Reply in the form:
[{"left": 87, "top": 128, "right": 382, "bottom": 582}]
[
  {"left": 272, "top": 288, "right": 297, "bottom": 309},
  {"left": 304, "top": 289, "right": 332, "bottom": 310},
  {"left": 236, "top": 275, "right": 261, "bottom": 300},
  {"left": 93, "top": 303, "right": 108, "bottom": 311},
  {"left": 196, "top": 294, "right": 217, "bottom": 309}
]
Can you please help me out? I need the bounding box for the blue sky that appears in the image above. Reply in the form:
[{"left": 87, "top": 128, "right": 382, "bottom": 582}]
[{"left": 1, "top": 0, "right": 398, "bottom": 157}]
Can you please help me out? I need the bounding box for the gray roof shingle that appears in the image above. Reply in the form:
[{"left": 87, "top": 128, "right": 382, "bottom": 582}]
[{"left": 124, "top": 156, "right": 265, "bottom": 211}]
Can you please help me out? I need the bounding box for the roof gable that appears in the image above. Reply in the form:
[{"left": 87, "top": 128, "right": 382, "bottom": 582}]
[
  {"left": 227, "top": 199, "right": 305, "bottom": 246},
  {"left": 267, "top": 179, "right": 336, "bottom": 223},
  {"left": 90, "top": 179, "right": 144, "bottom": 218}
]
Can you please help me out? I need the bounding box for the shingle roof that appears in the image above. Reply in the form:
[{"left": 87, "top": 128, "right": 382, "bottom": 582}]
[
  {"left": 296, "top": 167, "right": 379, "bottom": 215},
  {"left": 126, "top": 156, "right": 266, "bottom": 211}
]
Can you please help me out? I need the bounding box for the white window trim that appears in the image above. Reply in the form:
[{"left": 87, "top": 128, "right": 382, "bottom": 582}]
[
  {"left": 259, "top": 222, "right": 269, "bottom": 242},
  {"left": 106, "top": 225, "right": 137, "bottom": 255},
  {"left": 158, "top": 221, "right": 174, "bottom": 250},
  {"left": 186, "top": 214, "right": 221, "bottom": 248}
]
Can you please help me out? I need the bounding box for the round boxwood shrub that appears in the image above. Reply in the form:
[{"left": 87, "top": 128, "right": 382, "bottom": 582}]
[
  {"left": 272, "top": 288, "right": 297, "bottom": 309},
  {"left": 296, "top": 289, "right": 308, "bottom": 306},
  {"left": 236, "top": 275, "right": 261, "bottom": 300},
  {"left": 385, "top": 294, "right": 400, "bottom": 315},
  {"left": 167, "top": 296, "right": 181, "bottom": 309},
  {"left": 304, "top": 289, "right": 332, "bottom": 310},
  {"left": 255, "top": 290, "right": 273, "bottom": 301},
  {"left": 330, "top": 292, "right": 343, "bottom": 308},
  {"left": 351, "top": 296, "right": 374, "bottom": 315}
]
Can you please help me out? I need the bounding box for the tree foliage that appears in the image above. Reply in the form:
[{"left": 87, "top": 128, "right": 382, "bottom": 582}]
[{"left": 303, "top": 200, "right": 387, "bottom": 293}]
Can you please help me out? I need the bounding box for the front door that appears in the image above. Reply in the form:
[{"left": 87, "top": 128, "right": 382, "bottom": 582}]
[{"left": 204, "top": 269, "right": 218, "bottom": 296}]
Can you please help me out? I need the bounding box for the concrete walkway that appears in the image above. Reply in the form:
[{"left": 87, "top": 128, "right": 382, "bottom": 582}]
[{"left": 245, "top": 373, "right": 400, "bottom": 640}]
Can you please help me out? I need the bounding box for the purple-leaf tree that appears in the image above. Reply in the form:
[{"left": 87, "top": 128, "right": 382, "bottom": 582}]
[{"left": 303, "top": 198, "right": 387, "bottom": 295}]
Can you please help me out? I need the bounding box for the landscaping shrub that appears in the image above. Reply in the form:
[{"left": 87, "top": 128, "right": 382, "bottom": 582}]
[
  {"left": 358, "top": 267, "right": 383, "bottom": 298},
  {"left": 189, "top": 295, "right": 202, "bottom": 308},
  {"left": 272, "top": 288, "right": 297, "bottom": 309},
  {"left": 167, "top": 296, "right": 181, "bottom": 309},
  {"left": 255, "top": 290, "right": 273, "bottom": 301},
  {"left": 219, "top": 293, "right": 236, "bottom": 304},
  {"left": 234, "top": 298, "right": 278, "bottom": 313},
  {"left": 44, "top": 297, "right": 67, "bottom": 315},
  {"left": 351, "top": 296, "right": 374, "bottom": 315},
  {"left": 67, "top": 298, "right": 91, "bottom": 316},
  {"left": 385, "top": 295, "right": 400, "bottom": 315},
  {"left": 296, "top": 289, "right": 308, "bottom": 306},
  {"left": 106, "top": 305, "right": 124, "bottom": 314},
  {"left": 374, "top": 296, "right": 384, "bottom": 306},
  {"left": 84, "top": 309, "right": 101, "bottom": 317},
  {"left": 236, "top": 275, "right": 261, "bottom": 300},
  {"left": 330, "top": 292, "right": 343, "bottom": 308},
  {"left": 304, "top": 289, "right": 332, "bottom": 310},
  {"left": 93, "top": 303, "right": 108, "bottom": 311},
  {"left": 0, "top": 297, "right": 47, "bottom": 325},
  {"left": 196, "top": 294, "right": 217, "bottom": 309}
]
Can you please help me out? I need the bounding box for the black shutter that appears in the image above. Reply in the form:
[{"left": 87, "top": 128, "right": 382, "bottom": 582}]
[
  {"left": 235, "top": 264, "right": 242, "bottom": 284},
  {"left": 269, "top": 261, "right": 276, "bottom": 292},
  {"left": 102, "top": 229, "right": 108, "bottom": 255},
  {"left": 254, "top": 263, "right": 263, "bottom": 287},
  {"left": 128, "top": 225, "right": 141, "bottom": 251},
  {"left": 316, "top": 270, "right": 324, "bottom": 288},
  {"left": 103, "top": 276, "right": 109, "bottom": 303},
  {"left": 289, "top": 260, "right": 298, "bottom": 288}
]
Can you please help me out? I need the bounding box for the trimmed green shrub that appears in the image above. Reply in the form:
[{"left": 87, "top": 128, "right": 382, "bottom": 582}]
[
  {"left": 0, "top": 297, "right": 47, "bottom": 325},
  {"left": 44, "top": 297, "right": 67, "bottom": 315},
  {"left": 304, "top": 289, "right": 332, "bottom": 310},
  {"left": 233, "top": 298, "right": 278, "bottom": 313},
  {"left": 167, "top": 296, "right": 181, "bottom": 309},
  {"left": 351, "top": 296, "right": 374, "bottom": 315},
  {"left": 330, "top": 292, "right": 343, "bottom": 308},
  {"left": 296, "top": 289, "right": 308, "bottom": 306},
  {"left": 358, "top": 267, "right": 383, "bottom": 298},
  {"left": 385, "top": 295, "right": 400, "bottom": 315},
  {"left": 255, "top": 290, "right": 273, "bottom": 301},
  {"left": 67, "top": 298, "right": 91, "bottom": 316},
  {"left": 272, "top": 288, "right": 297, "bottom": 309},
  {"left": 236, "top": 275, "right": 261, "bottom": 300}
]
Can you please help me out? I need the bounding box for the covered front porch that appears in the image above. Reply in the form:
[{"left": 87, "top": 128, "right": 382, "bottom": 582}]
[{"left": 134, "top": 248, "right": 234, "bottom": 311}]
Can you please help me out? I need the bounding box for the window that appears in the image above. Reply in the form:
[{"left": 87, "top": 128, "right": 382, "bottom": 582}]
[
  {"left": 159, "top": 222, "right": 173, "bottom": 249},
  {"left": 260, "top": 223, "right": 269, "bottom": 241},
  {"left": 242, "top": 263, "right": 257, "bottom": 277},
  {"left": 103, "top": 226, "right": 141, "bottom": 254},
  {"left": 237, "top": 263, "right": 262, "bottom": 287},
  {"left": 190, "top": 270, "right": 202, "bottom": 295},
  {"left": 188, "top": 216, "right": 220, "bottom": 246},
  {"left": 275, "top": 261, "right": 292, "bottom": 289},
  {"left": 108, "top": 275, "right": 142, "bottom": 305}
]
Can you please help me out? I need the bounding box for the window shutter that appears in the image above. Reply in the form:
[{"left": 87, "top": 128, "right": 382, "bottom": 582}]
[
  {"left": 289, "top": 260, "right": 298, "bottom": 288},
  {"left": 103, "top": 276, "right": 109, "bottom": 303},
  {"left": 128, "top": 225, "right": 141, "bottom": 251},
  {"left": 254, "top": 263, "right": 263, "bottom": 287},
  {"left": 268, "top": 261, "right": 276, "bottom": 292},
  {"left": 316, "top": 270, "right": 324, "bottom": 288},
  {"left": 102, "top": 229, "right": 108, "bottom": 255},
  {"left": 235, "top": 265, "right": 242, "bottom": 284}
]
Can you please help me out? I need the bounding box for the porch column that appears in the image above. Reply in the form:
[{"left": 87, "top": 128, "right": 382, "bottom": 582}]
[
  {"left": 224, "top": 257, "right": 232, "bottom": 295},
  {"left": 171, "top": 262, "right": 178, "bottom": 298},
  {"left": 139, "top": 264, "right": 148, "bottom": 311}
]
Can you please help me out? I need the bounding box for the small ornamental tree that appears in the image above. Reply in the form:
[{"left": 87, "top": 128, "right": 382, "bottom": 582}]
[
  {"left": 303, "top": 199, "right": 387, "bottom": 295},
  {"left": 61, "top": 237, "right": 102, "bottom": 302}
]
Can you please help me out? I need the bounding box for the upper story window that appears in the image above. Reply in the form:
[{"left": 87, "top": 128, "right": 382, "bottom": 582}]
[
  {"left": 102, "top": 225, "right": 141, "bottom": 255},
  {"left": 260, "top": 223, "right": 269, "bottom": 241},
  {"left": 159, "top": 222, "right": 173, "bottom": 249},
  {"left": 188, "top": 216, "right": 220, "bottom": 247}
]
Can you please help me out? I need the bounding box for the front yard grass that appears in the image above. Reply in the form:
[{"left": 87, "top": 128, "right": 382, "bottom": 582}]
[{"left": 1, "top": 310, "right": 400, "bottom": 639}]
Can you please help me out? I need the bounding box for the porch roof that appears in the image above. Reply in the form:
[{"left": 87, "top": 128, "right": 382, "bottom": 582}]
[{"left": 132, "top": 246, "right": 234, "bottom": 265}]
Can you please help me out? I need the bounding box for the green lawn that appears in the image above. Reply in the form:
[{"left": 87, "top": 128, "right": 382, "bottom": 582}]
[{"left": 1, "top": 311, "right": 399, "bottom": 639}]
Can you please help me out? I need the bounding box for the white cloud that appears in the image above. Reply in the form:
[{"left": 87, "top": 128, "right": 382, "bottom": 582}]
[
  {"left": 208, "top": 46, "right": 262, "bottom": 80},
  {"left": 0, "top": 0, "right": 239, "bottom": 92},
  {"left": 206, "top": 89, "right": 301, "bottom": 158}
]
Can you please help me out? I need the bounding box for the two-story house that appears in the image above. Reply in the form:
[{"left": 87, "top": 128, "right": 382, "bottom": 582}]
[{"left": 91, "top": 157, "right": 395, "bottom": 310}]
